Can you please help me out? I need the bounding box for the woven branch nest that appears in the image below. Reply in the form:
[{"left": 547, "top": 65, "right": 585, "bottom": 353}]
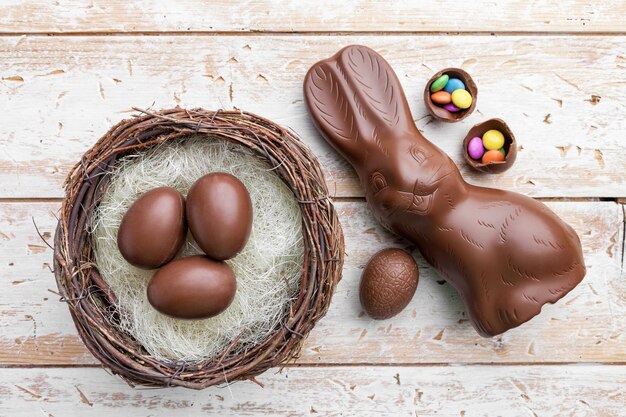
[{"left": 53, "top": 108, "right": 344, "bottom": 389}]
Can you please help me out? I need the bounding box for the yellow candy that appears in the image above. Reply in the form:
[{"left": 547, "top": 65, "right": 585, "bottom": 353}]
[
  {"left": 482, "top": 130, "right": 505, "bottom": 151},
  {"left": 451, "top": 89, "right": 472, "bottom": 109}
]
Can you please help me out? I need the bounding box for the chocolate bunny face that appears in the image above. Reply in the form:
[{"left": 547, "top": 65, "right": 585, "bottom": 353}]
[
  {"left": 366, "top": 146, "right": 461, "bottom": 226},
  {"left": 304, "top": 45, "right": 586, "bottom": 336}
]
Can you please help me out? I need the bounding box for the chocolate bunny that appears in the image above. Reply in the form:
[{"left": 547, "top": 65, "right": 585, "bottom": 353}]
[{"left": 304, "top": 45, "right": 585, "bottom": 336}]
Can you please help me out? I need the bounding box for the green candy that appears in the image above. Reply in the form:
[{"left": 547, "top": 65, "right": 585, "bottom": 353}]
[
  {"left": 430, "top": 74, "right": 449, "bottom": 93},
  {"left": 498, "top": 147, "right": 506, "bottom": 157}
]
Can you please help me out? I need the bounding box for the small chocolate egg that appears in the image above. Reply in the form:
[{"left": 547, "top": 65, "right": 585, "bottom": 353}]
[
  {"left": 360, "top": 248, "right": 419, "bottom": 320},
  {"left": 451, "top": 89, "right": 472, "bottom": 109},
  {"left": 444, "top": 78, "right": 466, "bottom": 94},
  {"left": 467, "top": 136, "right": 485, "bottom": 160},
  {"left": 430, "top": 74, "right": 449, "bottom": 92},
  {"left": 186, "top": 173, "right": 253, "bottom": 261},
  {"left": 482, "top": 149, "right": 506, "bottom": 164},
  {"left": 117, "top": 187, "right": 186, "bottom": 269},
  {"left": 482, "top": 129, "right": 505, "bottom": 150},
  {"left": 147, "top": 255, "right": 236, "bottom": 319},
  {"left": 431, "top": 91, "right": 452, "bottom": 105}
]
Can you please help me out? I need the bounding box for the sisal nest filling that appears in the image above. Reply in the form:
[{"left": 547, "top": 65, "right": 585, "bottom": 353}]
[{"left": 91, "top": 137, "right": 305, "bottom": 362}]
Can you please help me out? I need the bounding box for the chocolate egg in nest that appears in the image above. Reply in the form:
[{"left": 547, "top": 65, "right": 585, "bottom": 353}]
[{"left": 53, "top": 109, "right": 343, "bottom": 389}]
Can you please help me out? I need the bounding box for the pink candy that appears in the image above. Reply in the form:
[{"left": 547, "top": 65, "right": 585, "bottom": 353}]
[{"left": 467, "top": 137, "right": 485, "bottom": 160}]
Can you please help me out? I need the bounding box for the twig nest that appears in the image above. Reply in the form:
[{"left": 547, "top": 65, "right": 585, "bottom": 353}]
[
  {"left": 53, "top": 108, "right": 344, "bottom": 389},
  {"left": 463, "top": 118, "right": 517, "bottom": 173},
  {"left": 424, "top": 68, "right": 477, "bottom": 122}
]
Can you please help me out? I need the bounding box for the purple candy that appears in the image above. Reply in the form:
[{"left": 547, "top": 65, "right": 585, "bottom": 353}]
[
  {"left": 443, "top": 103, "right": 461, "bottom": 112},
  {"left": 467, "top": 137, "right": 485, "bottom": 160}
]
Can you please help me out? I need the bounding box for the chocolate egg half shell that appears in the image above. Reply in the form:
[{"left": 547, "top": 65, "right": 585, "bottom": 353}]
[
  {"left": 462, "top": 118, "right": 517, "bottom": 174},
  {"left": 360, "top": 248, "right": 419, "bottom": 320},
  {"left": 147, "top": 255, "right": 237, "bottom": 319},
  {"left": 117, "top": 187, "right": 186, "bottom": 269},
  {"left": 424, "top": 68, "right": 477, "bottom": 123},
  {"left": 186, "top": 173, "right": 253, "bottom": 261}
]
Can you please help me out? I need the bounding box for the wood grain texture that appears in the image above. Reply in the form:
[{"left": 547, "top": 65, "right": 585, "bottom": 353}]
[
  {"left": 1, "top": 35, "right": 625, "bottom": 198},
  {"left": 0, "top": 366, "right": 625, "bottom": 416},
  {"left": 0, "top": 1, "right": 624, "bottom": 33},
  {"left": 1, "top": 200, "right": 622, "bottom": 365}
]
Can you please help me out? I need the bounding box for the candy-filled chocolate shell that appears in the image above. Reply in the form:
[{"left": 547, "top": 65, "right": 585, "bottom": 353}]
[
  {"left": 463, "top": 118, "right": 517, "bottom": 173},
  {"left": 147, "top": 255, "right": 237, "bottom": 319},
  {"left": 117, "top": 187, "right": 186, "bottom": 269},
  {"left": 424, "top": 68, "right": 477, "bottom": 122},
  {"left": 186, "top": 172, "right": 253, "bottom": 261}
]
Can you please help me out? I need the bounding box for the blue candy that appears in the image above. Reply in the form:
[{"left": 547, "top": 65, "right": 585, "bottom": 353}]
[{"left": 444, "top": 78, "right": 465, "bottom": 94}]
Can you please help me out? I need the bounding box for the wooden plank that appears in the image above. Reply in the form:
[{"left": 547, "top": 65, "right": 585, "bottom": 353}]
[
  {"left": 0, "top": 365, "right": 624, "bottom": 416},
  {"left": 1, "top": 200, "right": 622, "bottom": 365},
  {"left": 1, "top": 1, "right": 625, "bottom": 33},
  {"left": 1, "top": 35, "right": 626, "bottom": 198}
]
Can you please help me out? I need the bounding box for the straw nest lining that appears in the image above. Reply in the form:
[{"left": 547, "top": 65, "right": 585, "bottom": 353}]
[
  {"left": 91, "top": 137, "right": 305, "bottom": 363},
  {"left": 53, "top": 108, "right": 344, "bottom": 389}
]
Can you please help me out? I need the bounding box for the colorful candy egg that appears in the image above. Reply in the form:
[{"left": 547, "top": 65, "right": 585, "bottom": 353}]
[
  {"left": 467, "top": 137, "right": 485, "bottom": 160},
  {"left": 482, "top": 129, "right": 505, "bottom": 150},
  {"left": 443, "top": 103, "right": 461, "bottom": 112},
  {"left": 482, "top": 149, "right": 505, "bottom": 164},
  {"left": 451, "top": 89, "right": 472, "bottom": 109},
  {"left": 431, "top": 91, "right": 451, "bottom": 105},
  {"left": 444, "top": 78, "right": 465, "bottom": 93},
  {"left": 430, "top": 74, "right": 449, "bottom": 92}
]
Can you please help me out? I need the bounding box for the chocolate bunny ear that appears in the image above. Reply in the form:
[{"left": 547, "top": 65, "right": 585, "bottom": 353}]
[
  {"left": 304, "top": 45, "right": 417, "bottom": 165},
  {"left": 336, "top": 45, "right": 415, "bottom": 131},
  {"left": 304, "top": 60, "right": 366, "bottom": 165}
]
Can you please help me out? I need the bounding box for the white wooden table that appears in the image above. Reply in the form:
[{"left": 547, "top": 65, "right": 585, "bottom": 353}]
[{"left": 1, "top": 1, "right": 625, "bottom": 416}]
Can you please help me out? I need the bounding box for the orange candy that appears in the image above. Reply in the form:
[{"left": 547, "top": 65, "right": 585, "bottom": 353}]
[
  {"left": 431, "top": 91, "right": 451, "bottom": 105},
  {"left": 482, "top": 149, "right": 505, "bottom": 164}
]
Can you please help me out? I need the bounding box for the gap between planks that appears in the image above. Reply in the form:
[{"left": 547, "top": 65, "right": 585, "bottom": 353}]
[
  {"left": 1, "top": 31, "right": 626, "bottom": 37},
  {"left": 3, "top": 361, "right": 626, "bottom": 369},
  {"left": 621, "top": 203, "right": 626, "bottom": 270},
  {"left": 0, "top": 197, "right": 623, "bottom": 203}
]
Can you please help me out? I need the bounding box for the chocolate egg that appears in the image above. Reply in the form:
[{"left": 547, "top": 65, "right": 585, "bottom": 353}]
[
  {"left": 359, "top": 248, "right": 419, "bottom": 320},
  {"left": 186, "top": 173, "right": 253, "bottom": 261},
  {"left": 147, "top": 255, "right": 236, "bottom": 319},
  {"left": 117, "top": 187, "right": 186, "bottom": 269}
]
